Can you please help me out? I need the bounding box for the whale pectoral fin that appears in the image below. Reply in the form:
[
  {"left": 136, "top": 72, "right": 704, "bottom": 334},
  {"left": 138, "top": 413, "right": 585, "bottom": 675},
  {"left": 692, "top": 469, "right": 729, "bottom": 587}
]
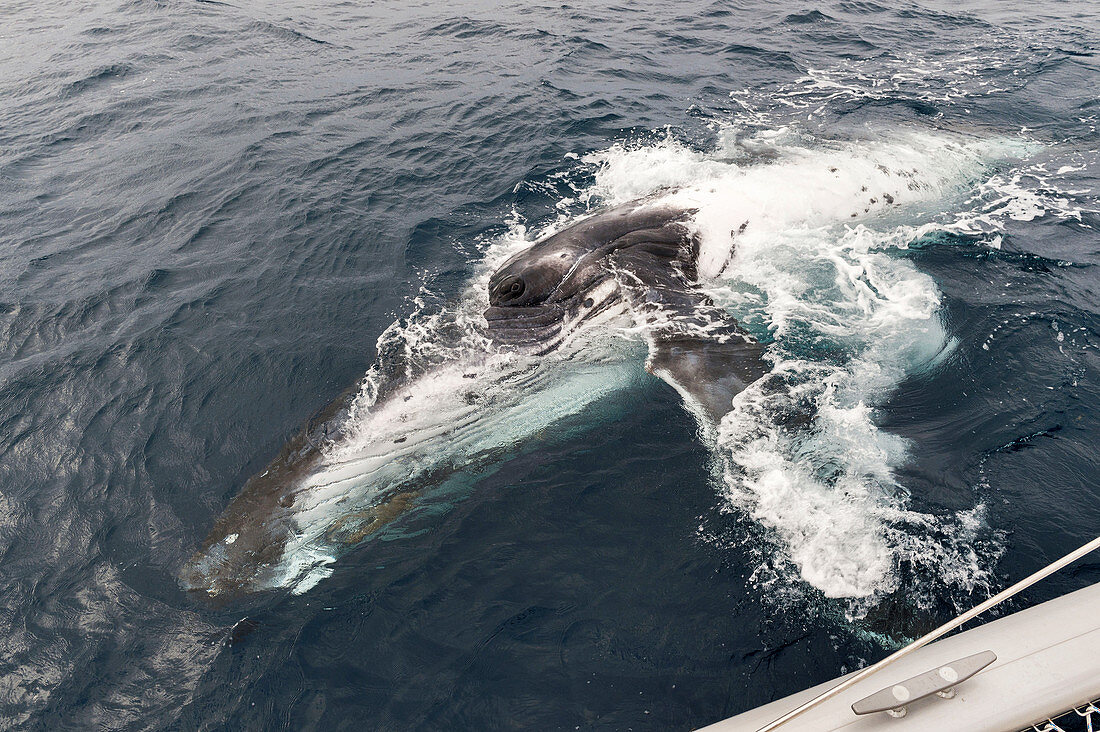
[
  {"left": 606, "top": 243, "right": 771, "bottom": 423},
  {"left": 646, "top": 331, "right": 768, "bottom": 424}
]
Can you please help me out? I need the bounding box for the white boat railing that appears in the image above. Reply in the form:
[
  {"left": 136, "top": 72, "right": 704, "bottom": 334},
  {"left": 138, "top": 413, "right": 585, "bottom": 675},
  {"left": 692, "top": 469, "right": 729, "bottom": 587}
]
[
  {"left": 1026, "top": 697, "right": 1099, "bottom": 732},
  {"left": 754, "top": 534, "right": 1100, "bottom": 732}
]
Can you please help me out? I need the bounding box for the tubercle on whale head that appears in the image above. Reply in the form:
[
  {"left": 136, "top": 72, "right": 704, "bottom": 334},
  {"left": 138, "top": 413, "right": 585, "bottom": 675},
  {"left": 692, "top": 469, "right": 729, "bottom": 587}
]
[
  {"left": 179, "top": 470, "right": 302, "bottom": 602},
  {"left": 180, "top": 529, "right": 285, "bottom": 602}
]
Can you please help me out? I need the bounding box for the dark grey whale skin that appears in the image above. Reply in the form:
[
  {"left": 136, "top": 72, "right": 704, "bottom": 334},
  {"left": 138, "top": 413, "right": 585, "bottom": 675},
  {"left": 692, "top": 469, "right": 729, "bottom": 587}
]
[
  {"left": 182, "top": 200, "right": 768, "bottom": 601},
  {"left": 180, "top": 385, "right": 356, "bottom": 601},
  {"left": 485, "top": 199, "right": 769, "bottom": 422}
]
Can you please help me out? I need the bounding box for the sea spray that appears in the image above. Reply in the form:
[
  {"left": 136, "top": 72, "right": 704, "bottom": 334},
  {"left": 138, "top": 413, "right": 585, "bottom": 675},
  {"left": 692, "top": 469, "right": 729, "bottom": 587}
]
[{"left": 582, "top": 128, "right": 1030, "bottom": 606}]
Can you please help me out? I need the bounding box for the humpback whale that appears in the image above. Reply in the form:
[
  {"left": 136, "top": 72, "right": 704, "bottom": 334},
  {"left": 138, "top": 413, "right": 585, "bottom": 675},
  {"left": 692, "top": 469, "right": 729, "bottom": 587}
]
[
  {"left": 485, "top": 200, "right": 768, "bottom": 422},
  {"left": 181, "top": 199, "right": 769, "bottom": 599}
]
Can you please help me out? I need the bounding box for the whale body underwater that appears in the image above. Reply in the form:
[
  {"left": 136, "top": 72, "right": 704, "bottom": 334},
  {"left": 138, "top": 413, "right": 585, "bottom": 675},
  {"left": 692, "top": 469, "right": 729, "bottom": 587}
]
[{"left": 181, "top": 200, "right": 770, "bottom": 599}]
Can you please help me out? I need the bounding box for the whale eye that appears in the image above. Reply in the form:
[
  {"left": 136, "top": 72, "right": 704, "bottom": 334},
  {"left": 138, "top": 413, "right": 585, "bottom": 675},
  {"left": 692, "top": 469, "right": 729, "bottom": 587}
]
[
  {"left": 490, "top": 274, "right": 527, "bottom": 306},
  {"left": 503, "top": 277, "right": 525, "bottom": 300}
]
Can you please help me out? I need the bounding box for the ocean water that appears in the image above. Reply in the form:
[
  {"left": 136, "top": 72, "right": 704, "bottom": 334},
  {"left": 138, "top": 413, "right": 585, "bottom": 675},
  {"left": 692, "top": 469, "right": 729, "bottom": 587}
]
[{"left": 1, "top": 0, "right": 1098, "bottom": 729}]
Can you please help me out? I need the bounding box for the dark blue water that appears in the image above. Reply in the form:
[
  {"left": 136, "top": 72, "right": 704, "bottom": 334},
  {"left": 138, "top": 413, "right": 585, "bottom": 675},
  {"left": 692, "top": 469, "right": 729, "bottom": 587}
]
[{"left": 2, "top": 0, "right": 1098, "bottom": 729}]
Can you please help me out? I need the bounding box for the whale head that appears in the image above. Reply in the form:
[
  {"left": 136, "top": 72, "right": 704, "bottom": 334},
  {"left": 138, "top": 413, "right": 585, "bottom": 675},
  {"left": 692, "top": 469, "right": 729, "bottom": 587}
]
[{"left": 484, "top": 202, "right": 697, "bottom": 349}]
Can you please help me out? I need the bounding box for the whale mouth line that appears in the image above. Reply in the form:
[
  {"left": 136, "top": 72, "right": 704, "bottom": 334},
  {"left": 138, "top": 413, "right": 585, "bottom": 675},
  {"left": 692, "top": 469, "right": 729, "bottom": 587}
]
[
  {"left": 483, "top": 303, "right": 564, "bottom": 326},
  {"left": 482, "top": 287, "right": 624, "bottom": 352},
  {"left": 483, "top": 302, "right": 567, "bottom": 351}
]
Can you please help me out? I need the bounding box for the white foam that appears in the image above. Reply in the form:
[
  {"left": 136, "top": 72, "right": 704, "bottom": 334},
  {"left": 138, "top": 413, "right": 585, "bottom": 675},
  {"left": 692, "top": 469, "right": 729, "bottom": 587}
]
[
  {"left": 581, "top": 127, "right": 1028, "bottom": 603},
  {"left": 726, "top": 42, "right": 1045, "bottom": 131}
]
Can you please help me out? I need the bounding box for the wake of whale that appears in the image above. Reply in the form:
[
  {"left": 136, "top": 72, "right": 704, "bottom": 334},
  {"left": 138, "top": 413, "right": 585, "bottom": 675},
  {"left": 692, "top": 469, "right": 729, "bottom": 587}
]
[{"left": 183, "top": 127, "right": 1034, "bottom": 605}]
